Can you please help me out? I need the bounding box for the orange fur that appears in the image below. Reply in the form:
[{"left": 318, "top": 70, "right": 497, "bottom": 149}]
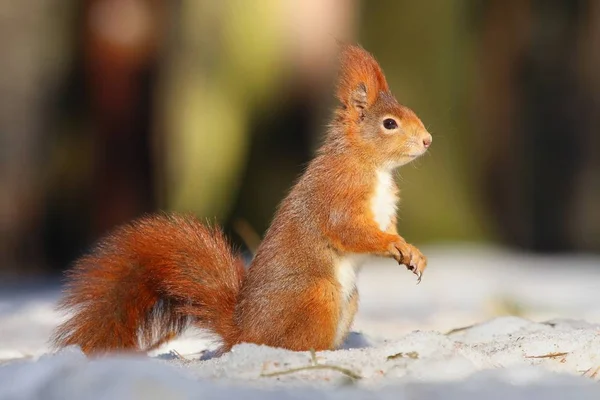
[
  {"left": 52, "top": 214, "right": 244, "bottom": 354},
  {"left": 337, "top": 44, "right": 389, "bottom": 108},
  {"left": 52, "top": 44, "right": 432, "bottom": 355}
]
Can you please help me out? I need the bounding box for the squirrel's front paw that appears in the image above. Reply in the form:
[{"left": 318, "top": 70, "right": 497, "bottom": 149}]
[
  {"left": 393, "top": 242, "right": 427, "bottom": 284},
  {"left": 387, "top": 237, "right": 407, "bottom": 264}
]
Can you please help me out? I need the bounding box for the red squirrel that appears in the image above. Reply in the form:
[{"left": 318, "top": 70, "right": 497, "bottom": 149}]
[{"left": 52, "top": 44, "right": 432, "bottom": 355}]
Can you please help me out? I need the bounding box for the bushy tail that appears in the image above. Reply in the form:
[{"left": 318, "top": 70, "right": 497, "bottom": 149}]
[{"left": 51, "top": 213, "right": 245, "bottom": 354}]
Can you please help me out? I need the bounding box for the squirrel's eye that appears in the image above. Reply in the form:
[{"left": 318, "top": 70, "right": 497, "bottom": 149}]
[{"left": 383, "top": 118, "right": 398, "bottom": 130}]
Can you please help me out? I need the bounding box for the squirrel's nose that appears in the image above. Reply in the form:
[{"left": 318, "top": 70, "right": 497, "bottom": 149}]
[{"left": 423, "top": 134, "right": 432, "bottom": 149}]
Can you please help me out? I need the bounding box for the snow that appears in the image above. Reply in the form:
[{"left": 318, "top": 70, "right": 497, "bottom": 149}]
[{"left": 1, "top": 245, "right": 600, "bottom": 399}]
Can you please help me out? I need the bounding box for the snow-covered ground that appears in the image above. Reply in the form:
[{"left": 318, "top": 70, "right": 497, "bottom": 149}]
[{"left": 1, "top": 244, "right": 599, "bottom": 399}]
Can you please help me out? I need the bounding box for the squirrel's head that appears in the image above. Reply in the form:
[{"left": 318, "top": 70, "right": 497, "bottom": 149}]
[{"left": 335, "top": 44, "right": 432, "bottom": 168}]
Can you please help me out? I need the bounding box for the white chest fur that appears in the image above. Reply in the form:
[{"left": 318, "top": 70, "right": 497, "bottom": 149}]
[
  {"left": 332, "top": 170, "right": 398, "bottom": 346},
  {"left": 336, "top": 254, "right": 365, "bottom": 302},
  {"left": 334, "top": 254, "right": 366, "bottom": 345},
  {"left": 371, "top": 169, "right": 397, "bottom": 231}
]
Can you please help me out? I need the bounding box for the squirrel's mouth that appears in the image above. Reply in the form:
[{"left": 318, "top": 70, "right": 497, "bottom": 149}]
[{"left": 407, "top": 147, "right": 429, "bottom": 158}]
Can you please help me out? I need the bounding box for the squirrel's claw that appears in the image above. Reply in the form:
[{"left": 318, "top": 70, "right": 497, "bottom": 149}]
[
  {"left": 394, "top": 243, "right": 426, "bottom": 284},
  {"left": 407, "top": 264, "right": 422, "bottom": 284},
  {"left": 415, "top": 269, "right": 422, "bottom": 284},
  {"left": 405, "top": 263, "right": 422, "bottom": 284}
]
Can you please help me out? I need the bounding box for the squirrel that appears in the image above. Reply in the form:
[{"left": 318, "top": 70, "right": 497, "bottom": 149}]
[{"left": 51, "top": 44, "right": 433, "bottom": 355}]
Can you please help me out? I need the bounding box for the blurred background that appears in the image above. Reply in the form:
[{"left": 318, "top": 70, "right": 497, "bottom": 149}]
[{"left": 1, "top": 0, "right": 600, "bottom": 280}]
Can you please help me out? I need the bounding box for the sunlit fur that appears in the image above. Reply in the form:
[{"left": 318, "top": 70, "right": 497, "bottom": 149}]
[{"left": 52, "top": 44, "right": 431, "bottom": 355}]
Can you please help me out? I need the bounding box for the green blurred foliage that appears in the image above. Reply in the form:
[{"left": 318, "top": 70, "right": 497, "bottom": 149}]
[
  {"left": 160, "top": 1, "right": 286, "bottom": 219},
  {"left": 4, "top": 0, "right": 598, "bottom": 274},
  {"left": 162, "top": 0, "right": 490, "bottom": 244},
  {"left": 360, "top": 0, "right": 490, "bottom": 243}
]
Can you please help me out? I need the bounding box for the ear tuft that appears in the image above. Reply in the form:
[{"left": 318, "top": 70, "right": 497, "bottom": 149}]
[{"left": 336, "top": 44, "right": 389, "bottom": 112}]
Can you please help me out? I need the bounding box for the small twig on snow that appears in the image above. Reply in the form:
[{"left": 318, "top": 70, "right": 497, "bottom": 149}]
[{"left": 261, "top": 364, "right": 362, "bottom": 381}]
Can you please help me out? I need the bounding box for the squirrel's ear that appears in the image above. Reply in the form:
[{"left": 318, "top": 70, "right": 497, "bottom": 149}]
[{"left": 336, "top": 44, "right": 389, "bottom": 113}]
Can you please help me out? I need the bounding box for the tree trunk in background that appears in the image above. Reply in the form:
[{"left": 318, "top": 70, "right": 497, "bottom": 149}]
[
  {"left": 475, "top": 0, "right": 599, "bottom": 252},
  {"left": 40, "top": 0, "right": 167, "bottom": 271},
  {"left": 0, "top": 0, "right": 73, "bottom": 275},
  {"left": 84, "top": 0, "right": 165, "bottom": 237},
  {"left": 572, "top": 1, "right": 600, "bottom": 251}
]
